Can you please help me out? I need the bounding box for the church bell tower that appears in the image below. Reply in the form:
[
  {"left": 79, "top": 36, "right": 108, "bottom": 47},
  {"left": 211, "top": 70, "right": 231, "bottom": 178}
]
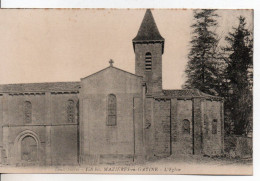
[{"left": 133, "top": 9, "right": 165, "bottom": 94}]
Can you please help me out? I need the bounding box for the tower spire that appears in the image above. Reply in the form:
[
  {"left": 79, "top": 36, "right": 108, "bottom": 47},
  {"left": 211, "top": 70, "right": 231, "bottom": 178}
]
[
  {"left": 133, "top": 9, "right": 164, "bottom": 42},
  {"left": 133, "top": 9, "right": 165, "bottom": 53}
]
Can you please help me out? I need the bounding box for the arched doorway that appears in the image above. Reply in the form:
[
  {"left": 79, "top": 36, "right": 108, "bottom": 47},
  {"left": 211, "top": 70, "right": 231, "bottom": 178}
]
[
  {"left": 14, "top": 130, "right": 40, "bottom": 164},
  {"left": 21, "top": 136, "right": 38, "bottom": 162}
]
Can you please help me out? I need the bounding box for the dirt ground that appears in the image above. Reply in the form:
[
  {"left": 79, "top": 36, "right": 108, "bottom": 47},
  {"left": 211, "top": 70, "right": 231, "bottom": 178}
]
[
  {"left": 0, "top": 154, "right": 253, "bottom": 175},
  {"left": 146, "top": 154, "right": 253, "bottom": 166}
]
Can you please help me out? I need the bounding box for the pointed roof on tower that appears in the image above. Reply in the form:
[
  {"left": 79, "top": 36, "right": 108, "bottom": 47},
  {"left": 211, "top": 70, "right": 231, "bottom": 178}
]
[{"left": 133, "top": 9, "right": 164, "bottom": 42}]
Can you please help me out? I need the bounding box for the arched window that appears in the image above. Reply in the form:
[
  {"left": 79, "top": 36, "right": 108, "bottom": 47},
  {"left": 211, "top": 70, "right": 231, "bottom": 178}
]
[
  {"left": 212, "top": 119, "right": 217, "bottom": 134},
  {"left": 107, "top": 94, "right": 117, "bottom": 126},
  {"left": 67, "top": 100, "right": 75, "bottom": 123},
  {"left": 24, "top": 101, "right": 32, "bottom": 123},
  {"left": 182, "top": 119, "right": 190, "bottom": 134},
  {"left": 21, "top": 136, "right": 37, "bottom": 162},
  {"left": 145, "top": 52, "right": 152, "bottom": 71}
]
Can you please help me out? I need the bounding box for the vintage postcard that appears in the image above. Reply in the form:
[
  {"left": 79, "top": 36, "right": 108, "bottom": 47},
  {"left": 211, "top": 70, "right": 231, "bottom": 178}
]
[{"left": 0, "top": 9, "right": 253, "bottom": 174}]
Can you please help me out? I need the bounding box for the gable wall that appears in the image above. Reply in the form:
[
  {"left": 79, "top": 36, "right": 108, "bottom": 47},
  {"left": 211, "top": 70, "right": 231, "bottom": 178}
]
[{"left": 80, "top": 68, "right": 144, "bottom": 164}]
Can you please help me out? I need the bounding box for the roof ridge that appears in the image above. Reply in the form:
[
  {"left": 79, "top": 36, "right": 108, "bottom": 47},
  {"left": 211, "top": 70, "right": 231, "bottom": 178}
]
[
  {"left": 0, "top": 81, "right": 81, "bottom": 93},
  {"left": 0, "top": 81, "right": 80, "bottom": 86},
  {"left": 112, "top": 66, "right": 142, "bottom": 78},
  {"left": 162, "top": 89, "right": 222, "bottom": 99},
  {"left": 81, "top": 66, "right": 142, "bottom": 80},
  {"left": 81, "top": 66, "right": 110, "bottom": 80}
]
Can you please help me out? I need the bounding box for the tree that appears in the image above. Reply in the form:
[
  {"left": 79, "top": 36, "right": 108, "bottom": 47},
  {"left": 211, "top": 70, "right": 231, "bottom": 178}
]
[
  {"left": 223, "top": 16, "right": 253, "bottom": 135},
  {"left": 184, "top": 9, "right": 221, "bottom": 96}
]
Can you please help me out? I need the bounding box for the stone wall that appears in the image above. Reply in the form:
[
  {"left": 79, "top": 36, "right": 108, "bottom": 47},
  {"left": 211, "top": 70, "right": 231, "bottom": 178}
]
[
  {"left": 6, "top": 94, "right": 46, "bottom": 125},
  {"left": 2, "top": 126, "right": 47, "bottom": 165},
  {"left": 172, "top": 99, "right": 193, "bottom": 155},
  {"left": 153, "top": 99, "right": 171, "bottom": 157},
  {"left": 80, "top": 67, "right": 144, "bottom": 164},
  {"left": 134, "top": 43, "right": 163, "bottom": 93},
  {"left": 0, "top": 92, "right": 79, "bottom": 166},
  {"left": 50, "top": 125, "right": 78, "bottom": 165},
  {"left": 202, "top": 100, "right": 223, "bottom": 155},
  {"left": 51, "top": 94, "right": 79, "bottom": 124},
  {"left": 80, "top": 94, "right": 136, "bottom": 156},
  {"left": 148, "top": 97, "right": 223, "bottom": 158},
  {"left": 144, "top": 98, "right": 154, "bottom": 159}
]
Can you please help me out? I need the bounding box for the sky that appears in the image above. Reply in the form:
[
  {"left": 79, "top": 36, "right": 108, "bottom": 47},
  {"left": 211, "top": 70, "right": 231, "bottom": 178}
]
[{"left": 0, "top": 9, "right": 253, "bottom": 89}]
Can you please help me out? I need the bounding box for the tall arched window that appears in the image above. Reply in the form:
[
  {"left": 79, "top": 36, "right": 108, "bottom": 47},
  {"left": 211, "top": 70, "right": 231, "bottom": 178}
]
[
  {"left": 145, "top": 52, "right": 152, "bottom": 71},
  {"left": 212, "top": 119, "right": 217, "bottom": 134},
  {"left": 24, "top": 101, "right": 32, "bottom": 123},
  {"left": 107, "top": 94, "right": 117, "bottom": 126},
  {"left": 67, "top": 100, "right": 75, "bottom": 123},
  {"left": 182, "top": 119, "right": 190, "bottom": 134}
]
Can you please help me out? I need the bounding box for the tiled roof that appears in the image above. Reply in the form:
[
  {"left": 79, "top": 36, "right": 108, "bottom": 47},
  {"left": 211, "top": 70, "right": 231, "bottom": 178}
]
[
  {"left": 0, "top": 82, "right": 81, "bottom": 93},
  {"left": 133, "top": 9, "right": 164, "bottom": 42},
  {"left": 162, "top": 89, "right": 221, "bottom": 99}
]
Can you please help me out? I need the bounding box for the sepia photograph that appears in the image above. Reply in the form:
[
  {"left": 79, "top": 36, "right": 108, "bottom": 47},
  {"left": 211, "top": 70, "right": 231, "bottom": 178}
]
[{"left": 0, "top": 8, "right": 253, "bottom": 175}]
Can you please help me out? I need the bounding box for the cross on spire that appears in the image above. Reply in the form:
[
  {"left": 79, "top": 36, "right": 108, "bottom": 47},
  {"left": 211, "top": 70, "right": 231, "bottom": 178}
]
[{"left": 109, "top": 59, "right": 114, "bottom": 67}]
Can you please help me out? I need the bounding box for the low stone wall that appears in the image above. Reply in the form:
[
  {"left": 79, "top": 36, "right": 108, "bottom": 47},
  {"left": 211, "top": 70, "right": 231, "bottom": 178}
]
[{"left": 224, "top": 135, "right": 252, "bottom": 158}]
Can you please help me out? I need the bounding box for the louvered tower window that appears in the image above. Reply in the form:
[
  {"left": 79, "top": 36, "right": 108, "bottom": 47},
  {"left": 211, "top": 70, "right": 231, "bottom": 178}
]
[{"left": 145, "top": 52, "right": 152, "bottom": 71}]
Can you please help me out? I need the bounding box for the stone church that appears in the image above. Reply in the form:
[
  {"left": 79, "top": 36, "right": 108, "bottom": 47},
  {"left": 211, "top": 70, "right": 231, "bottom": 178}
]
[{"left": 0, "top": 9, "right": 224, "bottom": 166}]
